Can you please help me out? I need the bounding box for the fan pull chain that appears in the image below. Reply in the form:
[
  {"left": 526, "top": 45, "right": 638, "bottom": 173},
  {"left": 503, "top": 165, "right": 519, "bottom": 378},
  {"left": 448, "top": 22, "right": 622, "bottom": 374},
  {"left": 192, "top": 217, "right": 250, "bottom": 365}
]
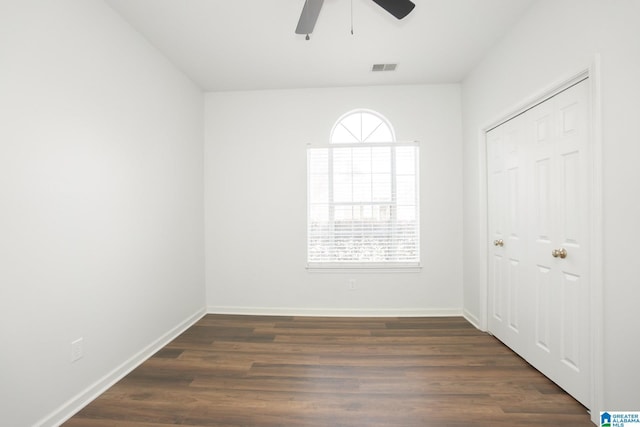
[{"left": 350, "top": 0, "right": 354, "bottom": 35}]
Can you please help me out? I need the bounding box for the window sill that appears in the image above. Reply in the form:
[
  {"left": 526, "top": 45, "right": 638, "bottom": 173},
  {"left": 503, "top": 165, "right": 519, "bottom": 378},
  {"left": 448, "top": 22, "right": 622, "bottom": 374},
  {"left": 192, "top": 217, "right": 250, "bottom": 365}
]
[{"left": 306, "top": 263, "right": 422, "bottom": 274}]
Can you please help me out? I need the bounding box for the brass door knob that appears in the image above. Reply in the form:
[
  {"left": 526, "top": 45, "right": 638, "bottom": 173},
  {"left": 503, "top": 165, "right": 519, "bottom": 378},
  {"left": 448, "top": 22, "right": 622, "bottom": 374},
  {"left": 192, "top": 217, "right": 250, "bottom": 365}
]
[
  {"left": 493, "top": 239, "right": 504, "bottom": 247},
  {"left": 552, "top": 248, "right": 567, "bottom": 259}
]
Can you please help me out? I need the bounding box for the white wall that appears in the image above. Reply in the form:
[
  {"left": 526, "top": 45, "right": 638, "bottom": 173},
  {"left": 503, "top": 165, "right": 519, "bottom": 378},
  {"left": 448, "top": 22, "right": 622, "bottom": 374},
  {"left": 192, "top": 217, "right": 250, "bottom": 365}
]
[
  {"left": 205, "top": 85, "right": 462, "bottom": 315},
  {"left": 462, "top": 0, "right": 640, "bottom": 416},
  {"left": 0, "top": 1, "right": 205, "bottom": 425}
]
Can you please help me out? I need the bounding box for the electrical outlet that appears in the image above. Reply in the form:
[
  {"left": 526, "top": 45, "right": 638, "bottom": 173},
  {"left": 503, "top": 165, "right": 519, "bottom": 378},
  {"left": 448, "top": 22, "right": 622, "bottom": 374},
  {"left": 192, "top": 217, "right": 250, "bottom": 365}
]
[
  {"left": 348, "top": 279, "right": 356, "bottom": 290},
  {"left": 71, "top": 338, "right": 83, "bottom": 362}
]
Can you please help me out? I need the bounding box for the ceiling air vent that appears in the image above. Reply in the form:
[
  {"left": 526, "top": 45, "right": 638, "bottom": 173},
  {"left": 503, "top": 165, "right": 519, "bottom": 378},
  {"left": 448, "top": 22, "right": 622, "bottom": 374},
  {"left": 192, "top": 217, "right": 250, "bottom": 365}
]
[{"left": 372, "top": 63, "right": 397, "bottom": 72}]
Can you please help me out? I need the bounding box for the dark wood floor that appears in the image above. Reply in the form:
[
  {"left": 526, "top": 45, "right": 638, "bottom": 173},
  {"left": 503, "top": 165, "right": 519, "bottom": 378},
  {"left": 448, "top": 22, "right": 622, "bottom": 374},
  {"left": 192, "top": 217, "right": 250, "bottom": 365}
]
[{"left": 65, "top": 315, "right": 593, "bottom": 426}]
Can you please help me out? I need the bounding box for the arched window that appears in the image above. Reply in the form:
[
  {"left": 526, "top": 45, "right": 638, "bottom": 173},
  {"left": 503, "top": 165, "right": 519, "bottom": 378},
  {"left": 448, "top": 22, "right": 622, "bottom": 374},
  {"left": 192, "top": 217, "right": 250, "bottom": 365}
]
[
  {"left": 331, "top": 110, "right": 395, "bottom": 144},
  {"left": 307, "top": 109, "right": 420, "bottom": 268}
]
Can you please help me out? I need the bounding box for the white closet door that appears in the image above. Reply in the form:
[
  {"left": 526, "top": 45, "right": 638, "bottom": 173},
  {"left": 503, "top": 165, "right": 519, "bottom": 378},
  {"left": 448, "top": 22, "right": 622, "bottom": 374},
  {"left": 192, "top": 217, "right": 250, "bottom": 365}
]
[
  {"left": 528, "top": 80, "right": 591, "bottom": 406},
  {"left": 487, "top": 114, "right": 527, "bottom": 355},
  {"left": 487, "top": 79, "right": 590, "bottom": 408}
]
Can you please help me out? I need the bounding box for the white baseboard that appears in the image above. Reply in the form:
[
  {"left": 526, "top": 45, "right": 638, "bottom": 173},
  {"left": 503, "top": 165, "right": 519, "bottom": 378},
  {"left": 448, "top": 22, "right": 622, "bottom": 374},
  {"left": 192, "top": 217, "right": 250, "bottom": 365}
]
[
  {"left": 38, "top": 307, "right": 206, "bottom": 427},
  {"left": 463, "top": 309, "right": 482, "bottom": 330},
  {"left": 207, "top": 306, "right": 462, "bottom": 317}
]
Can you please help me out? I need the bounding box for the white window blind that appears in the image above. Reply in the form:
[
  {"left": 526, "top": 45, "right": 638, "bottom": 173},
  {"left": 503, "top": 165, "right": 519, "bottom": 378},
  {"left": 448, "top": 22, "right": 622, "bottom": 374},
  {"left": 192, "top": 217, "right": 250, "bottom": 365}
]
[{"left": 307, "top": 110, "right": 420, "bottom": 268}]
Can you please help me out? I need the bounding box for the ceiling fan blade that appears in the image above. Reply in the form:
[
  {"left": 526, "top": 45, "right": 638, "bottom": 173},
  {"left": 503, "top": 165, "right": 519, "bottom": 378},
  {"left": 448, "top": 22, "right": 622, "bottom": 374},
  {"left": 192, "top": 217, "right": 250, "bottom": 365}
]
[
  {"left": 370, "top": 0, "right": 415, "bottom": 19},
  {"left": 295, "top": 0, "right": 324, "bottom": 34}
]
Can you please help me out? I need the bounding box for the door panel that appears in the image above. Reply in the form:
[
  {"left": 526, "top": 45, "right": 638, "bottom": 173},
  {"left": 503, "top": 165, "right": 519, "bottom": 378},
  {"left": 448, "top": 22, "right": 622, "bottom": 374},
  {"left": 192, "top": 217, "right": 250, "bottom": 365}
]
[
  {"left": 551, "top": 81, "right": 590, "bottom": 406},
  {"left": 561, "top": 272, "right": 581, "bottom": 372},
  {"left": 535, "top": 265, "right": 551, "bottom": 353},
  {"left": 560, "top": 151, "right": 581, "bottom": 243},
  {"left": 487, "top": 114, "right": 526, "bottom": 353},
  {"left": 492, "top": 254, "right": 504, "bottom": 321},
  {"left": 488, "top": 129, "right": 505, "bottom": 328},
  {"left": 535, "top": 158, "right": 552, "bottom": 241},
  {"left": 508, "top": 259, "right": 520, "bottom": 332}
]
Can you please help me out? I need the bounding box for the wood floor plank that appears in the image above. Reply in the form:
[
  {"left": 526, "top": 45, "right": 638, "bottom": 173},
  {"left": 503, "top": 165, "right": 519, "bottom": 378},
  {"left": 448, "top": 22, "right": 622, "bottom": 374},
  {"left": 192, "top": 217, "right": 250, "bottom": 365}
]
[{"left": 65, "top": 315, "right": 593, "bottom": 426}]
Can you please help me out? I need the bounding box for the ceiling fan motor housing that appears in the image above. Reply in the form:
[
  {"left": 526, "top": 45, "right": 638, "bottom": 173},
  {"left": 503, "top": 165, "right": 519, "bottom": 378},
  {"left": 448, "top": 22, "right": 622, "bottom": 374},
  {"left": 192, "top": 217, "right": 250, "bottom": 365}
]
[{"left": 295, "top": 0, "right": 415, "bottom": 36}]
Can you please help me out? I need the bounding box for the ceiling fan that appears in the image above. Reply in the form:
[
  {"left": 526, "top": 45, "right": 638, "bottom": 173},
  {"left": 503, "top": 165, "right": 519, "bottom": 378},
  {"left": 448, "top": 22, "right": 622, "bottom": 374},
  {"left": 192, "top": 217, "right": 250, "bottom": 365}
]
[{"left": 295, "top": 0, "right": 416, "bottom": 37}]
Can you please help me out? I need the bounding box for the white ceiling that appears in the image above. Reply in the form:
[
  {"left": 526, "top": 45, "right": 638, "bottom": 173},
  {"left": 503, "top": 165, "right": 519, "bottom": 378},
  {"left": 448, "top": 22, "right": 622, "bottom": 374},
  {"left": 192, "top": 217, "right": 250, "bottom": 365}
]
[{"left": 104, "top": 0, "right": 535, "bottom": 92}]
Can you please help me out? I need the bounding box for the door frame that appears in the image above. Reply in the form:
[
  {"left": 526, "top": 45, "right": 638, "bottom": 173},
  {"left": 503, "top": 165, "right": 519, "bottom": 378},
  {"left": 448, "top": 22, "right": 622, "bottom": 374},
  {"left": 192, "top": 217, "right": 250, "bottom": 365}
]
[{"left": 476, "top": 57, "right": 603, "bottom": 423}]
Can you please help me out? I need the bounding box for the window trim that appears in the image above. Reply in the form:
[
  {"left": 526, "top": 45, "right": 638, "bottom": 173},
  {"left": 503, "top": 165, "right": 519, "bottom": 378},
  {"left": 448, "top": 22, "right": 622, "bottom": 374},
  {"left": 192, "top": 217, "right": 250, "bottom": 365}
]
[{"left": 305, "top": 263, "right": 422, "bottom": 273}]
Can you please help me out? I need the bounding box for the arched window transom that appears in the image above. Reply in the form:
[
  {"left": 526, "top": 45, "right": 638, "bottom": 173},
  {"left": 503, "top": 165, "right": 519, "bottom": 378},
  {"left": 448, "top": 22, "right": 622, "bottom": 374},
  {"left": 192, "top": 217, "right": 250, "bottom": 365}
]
[{"left": 331, "top": 110, "right": 395, "bottom": 144}]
